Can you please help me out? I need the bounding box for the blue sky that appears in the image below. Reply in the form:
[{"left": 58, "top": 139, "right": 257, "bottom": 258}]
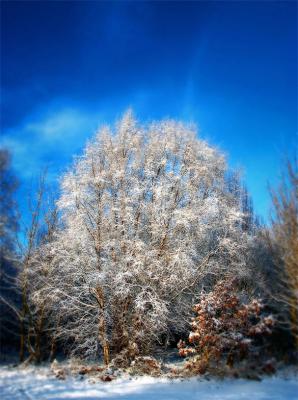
[{"left": 1, "top": 1, "right": 297, "bottom": 221}]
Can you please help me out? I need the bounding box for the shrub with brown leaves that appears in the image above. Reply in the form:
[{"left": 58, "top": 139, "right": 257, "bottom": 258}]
[{"left": 178, "top": 280, "right": 274, "bottom": 373}]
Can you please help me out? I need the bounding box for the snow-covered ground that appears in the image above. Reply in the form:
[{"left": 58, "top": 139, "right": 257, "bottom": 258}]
[{"left": 0, "top": 365, "right": 297, "bottom": 400}]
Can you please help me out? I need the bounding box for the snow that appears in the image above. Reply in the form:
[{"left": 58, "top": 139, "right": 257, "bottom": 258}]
[{"left": 0, "top": 366, "right": 297, "bottom": 400}]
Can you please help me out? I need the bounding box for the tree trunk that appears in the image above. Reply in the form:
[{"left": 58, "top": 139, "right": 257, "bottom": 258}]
[
  {"left": 19, "top": 318, "right": 25, "bottom": 362},
  {"left": 290, "top": 295, "right": 298, "bottom": 349},
  {"left": 96, "top": 287, "right": 110, "bottom": 365}
]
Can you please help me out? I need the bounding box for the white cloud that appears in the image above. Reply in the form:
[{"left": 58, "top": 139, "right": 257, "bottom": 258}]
[
  {"left": 0, "top": 106, "right": 102, "bottom": 180},
  {"left": 25, "top": 108, "right": 98, "bottom": 142}
]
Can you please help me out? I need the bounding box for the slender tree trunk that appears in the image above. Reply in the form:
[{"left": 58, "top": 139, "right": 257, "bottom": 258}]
[
  {"left": 96, "top": 287, "right": 110, "bottom": 365},
  {"left": 290, "top": 296, "right": 298, "bottom": 349},
  {"left": 35, "top": 306, "right": 45, "bottom": 363},
  {"left": 19, "top": 317, "right": 25, "bottom": 362},
  {"left": 19, "top": 284, "right": 27, "bottom": 362},
  {"left": 50, "top": 334, "right": 57, "bottom": 361},
  {"left": 50, "top": 341, "right": 56, "bottom": 361}
]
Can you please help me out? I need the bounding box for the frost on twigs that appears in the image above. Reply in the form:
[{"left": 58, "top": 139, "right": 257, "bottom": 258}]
[
  {"left": 178, "top": 279, "right": 274, "bottom": 375},
  {"left": 33, "top": 110, "right": 254, "bottom": 362}
]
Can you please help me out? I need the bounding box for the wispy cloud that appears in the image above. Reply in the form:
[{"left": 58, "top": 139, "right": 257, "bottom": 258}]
[
  {"left": 25, "top": 109, "right": 96, "bottom": 143},
  {"left": 1, "top": 105, "right": 102, "bottom": 180}
]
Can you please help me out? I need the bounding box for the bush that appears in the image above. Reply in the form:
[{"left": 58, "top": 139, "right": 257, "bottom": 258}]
[{"left": 178, "top": 279, "right": 274, "bottom": 373}]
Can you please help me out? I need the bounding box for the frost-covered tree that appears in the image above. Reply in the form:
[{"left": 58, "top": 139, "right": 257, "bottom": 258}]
[
  {"left": 5, "top": 172, "right": 60, "bottom": 362},
  {"left": 43, "top": 111, "right": 253, "bottom": 363},
  {"left": 18, "top": 194, "right": 59, "bottom": 363}
]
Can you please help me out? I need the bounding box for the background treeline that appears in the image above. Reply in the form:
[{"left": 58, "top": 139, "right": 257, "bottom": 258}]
[{"left": 0, "top": 112, "right": 297, "bottom": 371}]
